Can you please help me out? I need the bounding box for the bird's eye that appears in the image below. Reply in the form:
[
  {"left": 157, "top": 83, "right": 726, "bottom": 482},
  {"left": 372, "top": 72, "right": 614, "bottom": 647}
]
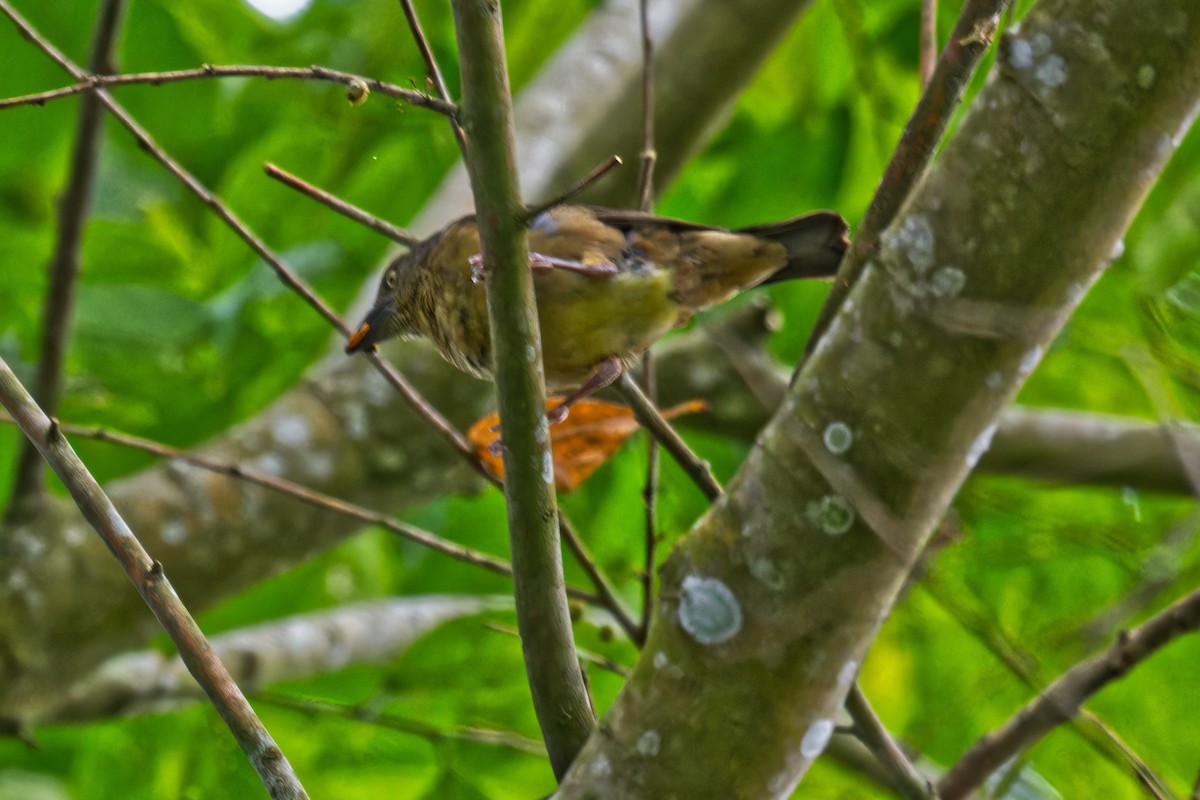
[{"left": 384, "top": 271, "right": 397, "bottom": 289}]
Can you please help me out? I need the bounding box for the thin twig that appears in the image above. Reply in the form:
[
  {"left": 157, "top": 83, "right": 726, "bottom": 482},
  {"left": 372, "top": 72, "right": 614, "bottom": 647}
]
[
  {"left": 924, "top": 579, "right": 1174, "bottom": 799},
  {"left": 522, "top": 154, "right": 624, "bottom": 222},
  {"left": 636, "top": 0, "right": 661, "bottom": 643},
  {"left": 636, "top": 0, "right": 656, "bottom": 211},
  {"left": 639, "top": 354, "right": 660, "bottom": 641},
  {"left": 919, "top": 0, "right": 938, "bottom": 88},
  {"left": 0, "top": 357, "right": 309, "bottom": 800},
  {"left": 845, "top": 683, "right": 935, "bottom": 799},
  {"left": 264, "top": 163, "right": 417, "bottom": 246},
  {"left": 616, "top": 372, "right": 722, "bottom": 502},
  {"left": 7, "top": 0, "right": 127, "bottom": 515},
  {"left": 802, "top": 0, "right": 1008, "bottom": 364},
  {"left": 484, "top": 622, "right": 629, "bottom": 678},
  {"left": 1078, "top": 711, "right": 1173, "bottom": 800},
  {"left": 558, "top": 516, "right": 640, "bottom": 642},
  {"left": 0, "top": 64, "right": 456, "bottom": 115},
  {"left": 254, "top": 690, "right": 544, "bottom": 755},
  {"left": 938, "top": 588, "right": 1200, "bottom": 799},
  {"left": 396, "top": 0, "right": 469, "bottom": 157}
]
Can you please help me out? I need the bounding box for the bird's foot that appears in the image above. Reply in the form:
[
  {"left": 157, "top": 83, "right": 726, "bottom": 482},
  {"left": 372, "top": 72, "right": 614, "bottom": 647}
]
[
  {"left": 529, "top": 252, "right": 618, "bottom": 278},
  {"left": 469, "top": 252, "right": 616, "bottom": 281},
  {"left": 546, "top": 355, "right": 624, "bottom": 425}
]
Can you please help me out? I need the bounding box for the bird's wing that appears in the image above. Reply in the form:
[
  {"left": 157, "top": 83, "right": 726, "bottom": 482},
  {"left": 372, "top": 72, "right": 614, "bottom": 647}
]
[{"left": 582, "top": 206, "right": 728, "bottom": 234}]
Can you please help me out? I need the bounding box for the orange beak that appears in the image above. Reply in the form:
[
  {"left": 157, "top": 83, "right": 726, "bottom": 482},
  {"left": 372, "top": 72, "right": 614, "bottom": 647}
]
[{"left": 346, "top": 322, "right": 373, "bottom": 353}]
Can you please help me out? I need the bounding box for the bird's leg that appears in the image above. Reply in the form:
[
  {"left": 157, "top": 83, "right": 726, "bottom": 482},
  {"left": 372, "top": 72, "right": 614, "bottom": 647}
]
[
  {"left": 529, "top": 252, "right": 618, "bottom": 278},
  {"left": 547, "top": 356, "right": 624, "bottom": 425},
  {"left": 469, "top": 252, "right": 617, "bottom": 282}
]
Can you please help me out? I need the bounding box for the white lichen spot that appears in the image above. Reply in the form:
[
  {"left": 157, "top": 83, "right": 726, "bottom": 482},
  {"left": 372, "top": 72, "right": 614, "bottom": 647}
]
[
  {"left": 823, "top": 422, "right": 853, "bottom": 455},
  {"left": 1029, "top": 31, "right": 1051, "bottom": 57},
  {"left": 837, "top": 659, "right": 858, "bottom": 688},
  {"left": 1137, "top": 64, "right": 1156, "bottom": 89},
  {"left": 1016, "top": 344, "right": 1044, "bottom": 379},
  {"left": 985, "top": 370, "right": 1004, "bottom": 389},
  {"left": 799, "top": 718, "right": 835, "bottom": 759},
  {"left": 161, "top": 519, "right": 188, "bottom": 546},
  {"left": 364, "top": 371, "right": 393, "bottom": 407},
  {"left": 590, "top": 752, "right": 612, "bottom": 778},
  {"left": 254, "top": 453, "right": 286, "bottom": 477},
  {"left": 1009, "top": 38, "right": 1033, "bottom": 69},
  {"left": 749, "top": 557, "right": 784, "bottom": 590},
  {"left": 305, "top": 452, "right": 335, "bottom": 482},
  {"left": 768, "top": 771, "right": 794, "bottom": 796},
  {"left": 1064, "top": 280, "right": 1090, "bottom": 306},
  {"left": 887, "top": 214, "right": 935, "bottom": 275},
  {"left": 64, "top": 525, "right": 88, "bottom": 547},
  {"left": 7, "top": 567, "right": 28, "bottom": 592},
  {"left": 343, "top": 403, "right": 369, "bottom": 440},
  {"left": 805, "top": 495, "right": 855, "bottom": 536},
  {"left": 691, "top": 362, "right": 721, "bottom": 391},
  {"left": 271, "top": 414, "right": 311, "bottom": 448},
  {"left": 678, "top": 575, "right": 742, "bottom": 645},
  {"left": 636, "top": 730, "right": 661, "bottom": 757},
  {"left": 1036, "top": 54, "right": 1067, "bottom": 88},
  {"left": 542, "top": 451, "right": 554, "bottom": 484},
  {"left": 652, "top": 650, "right": 669, "bottom": 670},
  {"left": 1109, "top": 238, "right": 1126, "bottom": 262},
  {"left": 966, "top": 422, "right": 998, "bottom": 469},
  {"left": 525, "top": 344, "right": 537, "bottom": 363},
  {"left": 930, "top": 266, "right": 966, "bottom": 297}
]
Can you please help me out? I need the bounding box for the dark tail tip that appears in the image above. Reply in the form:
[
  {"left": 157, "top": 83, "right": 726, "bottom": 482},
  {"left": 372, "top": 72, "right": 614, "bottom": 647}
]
[{"left": 740, "top": 211, "right": 850, "bottom": 284}]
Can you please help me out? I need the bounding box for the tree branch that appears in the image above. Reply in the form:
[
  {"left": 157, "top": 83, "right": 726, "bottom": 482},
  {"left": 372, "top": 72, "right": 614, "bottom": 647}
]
[
  {"left": 804, "top": 0, "right": 1008, "bottom": 362},
  {"left": 557, "top": 0, "right": 1200, "bottom": 794},
  {"left": 0, "top": 358, "right": 309, "bottom": 800},
  {"left": 844, "top": 683, "right": 935, "bottom": 799},
  {"left": 0, "top": 64, "right": 455, "bottom": 115},
  {"left": 450, "top": 0, "right": 594, "bottom": 778},
  {"left": 938, "top": 588, "right": 1200, "bottom": 799},
  {"left": 6, "top": 0, "right": 127, "bottom": 513},
  {"left": 50, "top": 597, "right": 504, "bottom": 722}
]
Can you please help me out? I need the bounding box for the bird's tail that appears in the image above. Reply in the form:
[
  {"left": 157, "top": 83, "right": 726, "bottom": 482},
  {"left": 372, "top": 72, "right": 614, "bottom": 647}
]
[{"left": 738, "top": 211, "right": 850, "bottom": 284}]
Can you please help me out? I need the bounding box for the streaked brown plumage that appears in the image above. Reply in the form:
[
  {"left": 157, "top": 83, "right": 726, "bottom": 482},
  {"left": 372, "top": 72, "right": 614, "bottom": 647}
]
[{"left": 347, "top": 204, "right": 848, "bottom": 411}]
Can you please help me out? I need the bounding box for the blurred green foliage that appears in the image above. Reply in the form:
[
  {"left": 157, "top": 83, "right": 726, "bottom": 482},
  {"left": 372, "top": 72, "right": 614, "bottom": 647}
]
[{"left": 1, "top": 0, "right": 1198, "bottom": 797}]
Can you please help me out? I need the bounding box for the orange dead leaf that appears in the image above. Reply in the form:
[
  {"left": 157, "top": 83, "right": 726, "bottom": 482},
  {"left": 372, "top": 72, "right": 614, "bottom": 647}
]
[{"left": 467, "top": 397, "right": 708, "bottom": 492}]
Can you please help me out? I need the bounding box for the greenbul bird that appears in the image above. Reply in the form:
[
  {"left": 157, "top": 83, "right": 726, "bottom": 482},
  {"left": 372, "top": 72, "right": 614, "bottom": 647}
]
[{"left": 347, "top": 204, "right": 848, "bottom": 419}]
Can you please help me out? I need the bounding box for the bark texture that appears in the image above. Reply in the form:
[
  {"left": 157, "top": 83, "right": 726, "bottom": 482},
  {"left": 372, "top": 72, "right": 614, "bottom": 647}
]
[{"left": 556, "top": 1, "right": 1200, "bottom": 796}]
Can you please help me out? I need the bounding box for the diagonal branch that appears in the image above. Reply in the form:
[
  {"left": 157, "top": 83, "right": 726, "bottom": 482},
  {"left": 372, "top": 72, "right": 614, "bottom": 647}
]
[
  {"left": 6, "top": 0, "right": 127, "bottom": 514},
  {"left": 938, "top": 588, "right": 1200, "bottom": 799},
  {"left": 803, "top": 0, "right": 1009, "bottom": 362},
  {"left": 0, "top": 357, "right": 309, "bottom": 800},
  {"left": 557, "top": 0, "right": 1200, "bottom": 793}
]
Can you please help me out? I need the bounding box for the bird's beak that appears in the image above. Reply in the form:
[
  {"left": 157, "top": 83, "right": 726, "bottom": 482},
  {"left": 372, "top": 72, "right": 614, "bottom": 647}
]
[{"left": 344, "top": 300, "right": 394, "bottom": 354}]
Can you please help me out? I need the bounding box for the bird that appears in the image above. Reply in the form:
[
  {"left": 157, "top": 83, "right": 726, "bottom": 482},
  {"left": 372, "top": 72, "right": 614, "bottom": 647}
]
[{"left": 346, "top": 204, "right": 849, "bottom": 419}]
